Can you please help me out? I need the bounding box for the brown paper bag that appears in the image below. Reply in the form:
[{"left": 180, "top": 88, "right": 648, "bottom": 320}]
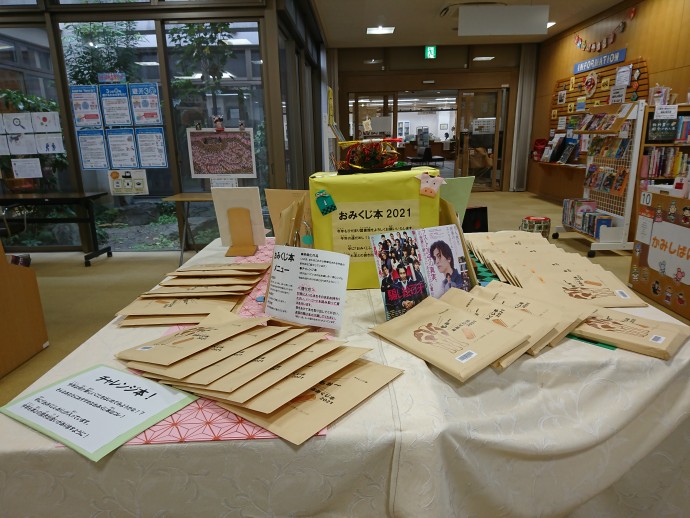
[{"left": 371, "top": 296, "right": 528, "bottom": 382}]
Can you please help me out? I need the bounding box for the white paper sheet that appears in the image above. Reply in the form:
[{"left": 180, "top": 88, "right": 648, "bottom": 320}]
[
  {"left": 34, "top": 133, "right": 65, "bottom": 154},
  {"left": 31, "top": 112, "right": 62, "bottom": 133},
  {"left": 3, "top": 112, "right": 33, "bottom": 134},
  {"left": 11, "top": 158, "right": 43, "bottom": 179},
  {"left": 7, "top": 133, "right": 38, "bottom": 155}
]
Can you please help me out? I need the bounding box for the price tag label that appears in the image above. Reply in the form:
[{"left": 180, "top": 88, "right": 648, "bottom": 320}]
[{"left": 640, "top": 191, "right": 653, "bottom": 206}]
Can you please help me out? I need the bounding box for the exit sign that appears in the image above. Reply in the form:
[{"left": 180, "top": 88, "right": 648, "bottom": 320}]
[{"left": 424, "top": 46, "right": 437, "bottom": 59}]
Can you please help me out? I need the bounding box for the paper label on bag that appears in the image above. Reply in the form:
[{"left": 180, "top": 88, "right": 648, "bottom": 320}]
[{"left": 331, "top": 200, "right": 420, "bottom": 262}]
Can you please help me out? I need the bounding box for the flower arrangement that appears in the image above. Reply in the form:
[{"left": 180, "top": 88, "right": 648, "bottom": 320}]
[{"left": 337, "top": 138, "right": 404, "bottom": 173}]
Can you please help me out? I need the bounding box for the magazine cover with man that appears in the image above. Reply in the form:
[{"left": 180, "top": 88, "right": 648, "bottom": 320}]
[{"left": 370, "top": 225, "right": 471, "bottom": 320}]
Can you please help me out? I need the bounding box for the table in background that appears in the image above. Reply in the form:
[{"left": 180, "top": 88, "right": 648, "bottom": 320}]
[
  {"left": 1, "top": 238, "right": 690, "bottom": 516},
  {"left": 163, "top": 192, "right": 213, "bottom": 266},
  {"left": 0, "top": 192, "right": 111, "bottom": 266}
]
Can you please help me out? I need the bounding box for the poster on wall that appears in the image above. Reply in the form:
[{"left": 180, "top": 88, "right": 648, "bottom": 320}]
[
  {"left": 630, "top": 192, "right": 690, "bottom": 319},
  {"left": 129, "top": 83, "right": 162, "bottom": 125},
  {"left": 99, "top": 84, "right": 132, "bottom": 126},
  {"left": 31, "top": 112, "right": 62, "bottom": 133},
  {"left": 34, "top": 133, "right": 65, "bottom": 154},
  {"left": 76, "top": 128, "right": 109, "bottom": 170},
  {"left": 186, "top": 128, "right": 256, "bottom": 179},
  {"left": 7, "top": 133, "right": 38, "bottom": 155},
  {"left": 106, "top": 128, "right": 139, "bottom": 169},
  {"left": 108, "top": 169, "right": 149, "bottom": 196},
  {"left": 70, "top": 85, "right": 102, "bottom": 127},
  {"left": 3, "top": 112, "right": 34, "bottom": 134},
  {"left": 11, "top": 158, "right": 43, "bottom": 179},
  {"left": 135, "top": 127, "right": 167, "bottom": 168}
]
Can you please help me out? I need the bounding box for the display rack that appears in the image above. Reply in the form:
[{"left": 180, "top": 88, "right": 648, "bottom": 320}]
[
  {"left": 554, "top": 101, "right": 645, "bottom": 257},
  {"left": 637, "top": 103, "right": 690, "bottom": 198}
]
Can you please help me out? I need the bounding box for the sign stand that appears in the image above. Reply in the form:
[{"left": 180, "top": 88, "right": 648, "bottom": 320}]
[{"left": 225, "top": 207, "right": 257, "bottom": 256}]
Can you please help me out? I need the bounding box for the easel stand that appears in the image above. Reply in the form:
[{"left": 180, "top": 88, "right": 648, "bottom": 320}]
[{"left": 225, "top": 207, "right": 257, "bottom": 256}]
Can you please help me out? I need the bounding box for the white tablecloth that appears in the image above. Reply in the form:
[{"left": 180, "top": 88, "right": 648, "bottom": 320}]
[{"left": 2, "top": 240, "right": 690, "bottom": 517}]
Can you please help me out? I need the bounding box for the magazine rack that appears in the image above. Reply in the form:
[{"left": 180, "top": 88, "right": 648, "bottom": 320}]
[{"left": 554, "top": 101, "right": 645, "bottom": 257}]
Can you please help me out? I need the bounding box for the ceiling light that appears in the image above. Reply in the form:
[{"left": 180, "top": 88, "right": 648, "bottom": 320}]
[
  {"left": 547, "top": 21, "right": 556, "bottom": 28},
  {"left": 135, "top": 61, "right": 159, "bottom": 66},
  {"left": 422, "top": 80, "right": 435, "bottom": 84},
  {"left": 364, "top": 59, "right": 383, "bottom": 64},
  {"left": 473, "top": 56, "right": 495, "bottom": 61},
  {"left": 366, "top": 26, "right": 395, "bottom": 35},
  {"left": 251, "top": 59, "right": 263, "bottom": 65}
]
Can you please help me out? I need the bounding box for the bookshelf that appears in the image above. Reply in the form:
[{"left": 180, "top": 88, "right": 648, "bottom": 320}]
[
  {"left": 637, "top": 104, "right": 690, "bottom": 199},
  {"left": 555, "top": 101, "right": 645, "bottom": 257}
]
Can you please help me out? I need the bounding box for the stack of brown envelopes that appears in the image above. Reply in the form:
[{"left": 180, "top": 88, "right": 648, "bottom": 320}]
[
  {"left": 117, "top": 263, "right": 270, "bottom": 326},
  {"left": 117, "top": 309, "right": 403, "bottom": 444}
]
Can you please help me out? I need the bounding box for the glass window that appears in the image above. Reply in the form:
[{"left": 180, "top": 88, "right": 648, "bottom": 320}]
[
  {"left": 0, "top": 0, "right": 38, "bottom": 5},
  {"left": 59, "top": 20, "right": 185, "bottom": 252},
  {"left": 0, "top": 39, "right": 16, "bottom": 62},
  {"left": 0, "top": 27, "right": 74, "bottom": 250},
  {"left": 164, "top": 21, "right": 269, "bottom": 218}
]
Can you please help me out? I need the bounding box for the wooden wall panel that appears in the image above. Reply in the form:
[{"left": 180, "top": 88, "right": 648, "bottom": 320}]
[{"left": 529, "top": 0, "right": 690, "bottom": 199}]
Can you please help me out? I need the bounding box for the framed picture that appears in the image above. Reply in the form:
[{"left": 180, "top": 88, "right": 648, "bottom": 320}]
[
  {"left": 440, "top": 123, "right": 448, "bottom": 130},
  {"left": 557, "top": 90, "right": 567, "bottom": 104},
  {"left": 186, "top": 128, "right": 256, "bottom": 179}
]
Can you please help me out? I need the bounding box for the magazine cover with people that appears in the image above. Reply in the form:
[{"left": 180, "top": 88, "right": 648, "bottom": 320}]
[{"left": 370, "top": 225, "right": 471, "bottom": 320}]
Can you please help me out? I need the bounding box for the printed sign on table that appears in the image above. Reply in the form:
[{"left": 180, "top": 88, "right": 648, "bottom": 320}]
[
  {"left": 135, "top": 127, "right": 167, "bottom": 167},
  {"left": 0, "top": 365, "right": 196, "bottom": 462},
  {"left": 106, "top": 127, "right": 138, "bottom": 169},
  {"left": 70, "top": 85, "right": 102, "bottom": 127},
  {"left": 76, "top": 129, "right": 109, "bottom": 170},
  {"left": 129, "top": 83, "right": 162, "bottom": 125},
  {"left": 265, "top": 245, "right": 349, "bottom": 329},
  {"left": 99, "top": 84, "right": 132, "bottom": 126}
]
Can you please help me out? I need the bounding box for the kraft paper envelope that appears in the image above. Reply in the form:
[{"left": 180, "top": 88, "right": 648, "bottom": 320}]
[
  {"left": 139, "top": 291, "right": 242, "bottom": 299},
  {"left": 167, "top": 271, "right": 265, "bottom": 279},
  {"left": 570, "top": 307, "right": 690, "bottom": 360},
  {"left": 170, "top": 328, "right": 308, "bottom": 385},
  {"left": 371, "top": 296, "right": 529, "bottom": 383},
  {"left": 159, "top": 277, "right": 259, "bottom": 287},
  {"left": 205, "top": 340, "right": 348, "bottom": 404},
  {"left": 116, "top": 317, "right": 268, "bottom": 365},
  {"left": 440, "top": 176, "right": 474, "bottom": 221},
  {"left": 240, "top": 346, "right": 371, "bottom": 414},
  {"left": 198, "top": 307, "right": 243, "bottom": 325},
  {"left": 218, "top": 358, "right": 403, "bottom": 445},
  {"left": 145, "top": 286, "right": 251, "bottom": 295},
  {"left": 471, "top": 284, "right": 583, "bottom": 352},
  {"left": 440, "top": 288, "right": 556, "bottom": 369},
  {"left": 211, "top": 187, "right": 266, "bottom": 247},
  {"left": 274, "top": 194, "right": 306, "bottom": 246},
  {"left": 119, "top": 315, "right": 206, "bottom": 327},
  {"left": 176, "top": 263, "right": 270, "bottom": 272},
  {"left": 519, "top": 269, "right": 646, "bottom": 308},
  {"left": 265, "top": 189, "right": 312, "bottom": 242},
  {"left": 169, "top": 332, "right": 328, "bottom": 393},
  {"left": 125, "top": 326, "right": 289, "bottom": 380},
  {"left": 117, "top": 297, "right": 238, "bottom": 316}
]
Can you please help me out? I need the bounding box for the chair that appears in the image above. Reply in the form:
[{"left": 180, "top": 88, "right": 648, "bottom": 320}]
[
  {"left": 406, "top": 146, "right": 426, "bottom": 164},
  {"left": 426, "top": 147, "right": 445, "bottom": 168}
]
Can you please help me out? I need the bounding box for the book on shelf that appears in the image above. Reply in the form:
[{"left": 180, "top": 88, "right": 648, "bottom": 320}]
[
  {"left": 584, "top": 164, "right": 598, "bottom": 187},
  {"left": 567, "top": 114, "right": 582, "bottom": 130},
  {"left": 610, "top": 167, "right": 630, "bottom": 196},
  {"left": 547, "top": 134, "right": 566, "bottom": 162},
  {"left": 540, "top": 145, "right": 553, "bottom": 162},
  {"left": 599, "top": 113, "right": 619, "bottom": 132},
  {"left": 599, "top": 169, "right": 618, "bottom": 192},
  {"left": 578, "top": 113, "right": 594, "bottom": 131},
  {"left": 557, "top": 137, "right": 580, "bottom": 164},
  {"left": 562, "top": 199, "right": 597, "bottom": 230},
  {"left": 675, "top": 115, "right": 690, "bottom": 143},
  {"left": 587, "top": 112, "right": 607, "bottom": 131}
]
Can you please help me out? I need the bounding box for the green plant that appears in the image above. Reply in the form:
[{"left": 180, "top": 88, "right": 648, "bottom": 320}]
[
  {"left": 195, "top": 227, "right": 220, "bottom": 245},
  {"left": 61, "top": 21, "right": 143, "bottom": 85},
  {"left": 167, "top": 23, "right": 237, "bottom": 117},
  {"left": 155, "top": 213, "right": 178, "bottom": 225}
]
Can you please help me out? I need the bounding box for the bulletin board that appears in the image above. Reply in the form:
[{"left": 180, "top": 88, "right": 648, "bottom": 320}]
[
  {"left": 548, "top": 58, "right": 649, "bottom": 140},
  {"left": 630, "top": 191, "right": 690, "bottom": 319}
]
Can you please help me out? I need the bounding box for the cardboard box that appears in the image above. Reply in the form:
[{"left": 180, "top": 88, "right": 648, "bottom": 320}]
[{"left": 0, "top": 240, "right": 49, "bottom": 378}]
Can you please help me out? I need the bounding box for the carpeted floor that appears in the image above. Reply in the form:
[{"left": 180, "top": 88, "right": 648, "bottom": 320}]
[{"left": 0, "top": 191, "right": 684, "bottom": 406}]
